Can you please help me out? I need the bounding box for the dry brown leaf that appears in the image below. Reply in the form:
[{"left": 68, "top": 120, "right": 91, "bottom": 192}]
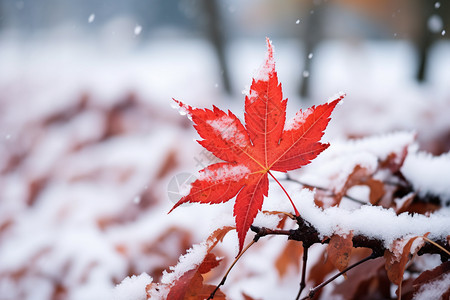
[
  {"left": 206, "top": 226, "right": 235, "bottom": 251},
  {"left": 275, "top": 240, "right": 303, "bottom": 278},
  {"left": 167, "top": 253, "right": 225, "bottom": 300},
  {"left": 384, "top": 234, "right": 429, "bottom": 298},
  {"left": 367, "top": 179, "right": 385, "bottom": 205},
  {"left": 379, "top": 147, "right": 409, "bottom": 173},
  {"left": 198, "top": 253, "right": 222, "bottom": 274},
  {"left": 327, "top": 232, "right": 353, "bottom": 278},
  {"left": 334, "top": 165, "right": 385, "bottom": 206},
  {"left": 395, "top": 193, "right": 415, "bottom": 214},
  {"left": 333, "top": 255, "right": 390, "bottom": 300},
  {"left": 242, "top": 292, "right": 261, "bottom": 300},
  {"left": 413, "top": 261, "right": 450, "bottom": 289}
]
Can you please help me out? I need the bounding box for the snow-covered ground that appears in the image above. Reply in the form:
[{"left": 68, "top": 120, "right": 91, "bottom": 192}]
[{"left": 0, "top": 34, "right": 449, "bottom": 299}]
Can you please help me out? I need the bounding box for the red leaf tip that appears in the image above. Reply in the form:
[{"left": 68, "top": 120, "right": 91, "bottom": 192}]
[
  {"left": 327, "top": 91, "right": 346, "bottom": 104},
  {"left": 254, "top": 38, "right": 275, "bottom": 82},
  {"left": 172, "top": 98, "right": 193, "bottom": 120}
]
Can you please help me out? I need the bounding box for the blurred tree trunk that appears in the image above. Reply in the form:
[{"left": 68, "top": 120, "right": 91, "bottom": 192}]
[
  {"left": 201, "top": 0, "right": 232, "bottom": 95},
  {"left": 416, "top": 1, "right": 434, "bottom": 82},
  {"left": 415, "top": 0, "right": 449, "bottom": 82},
  {"left": 299, "top": 6, "right": 323, "bottom": 99}
]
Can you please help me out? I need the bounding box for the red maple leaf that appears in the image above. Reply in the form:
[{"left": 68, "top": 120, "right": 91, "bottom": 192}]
[{"left": 170, "top": 38, "right": 344, "bottom": 253}]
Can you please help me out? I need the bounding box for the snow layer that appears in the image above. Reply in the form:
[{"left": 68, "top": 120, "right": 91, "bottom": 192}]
[
  {"left": 295, "top": 189, "right": 450, "bottom": 248},
  {"left": 402, "top": 149, "right": 450, "bottom": 203},
  {"left": 1, "top": 36, "right": 450, "bottom": 300},
  {"left": 161, "top": 243, "right": 208, "bottom": 285},
  {"left": 299, "top": 131, "right": 415, "bottom": 195},
  {"left": 113, "top": 273, "right": 152, "bottom": 300}
]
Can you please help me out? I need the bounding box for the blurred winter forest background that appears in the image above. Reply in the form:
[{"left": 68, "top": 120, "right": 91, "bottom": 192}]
[{"left": 0, "top": 1, "right": 449, "bottom": 299}]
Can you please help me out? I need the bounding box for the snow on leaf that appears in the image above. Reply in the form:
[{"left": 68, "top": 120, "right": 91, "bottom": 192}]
[
  {"left": 384, "top": 234, "right": 428, "bottom": 287},
  {"left": 284, "top": 107, "right": 314, "bottom": 131},
  {"left": 253, "top": 38, "right": 275, "bottom": 82},
  {"left": 206, "top": 115, "right": 248, "bottom": 147},
  {"left": 327, "top": 91, "right": 346, "bottom": 104},
  {"left": 413, "top": 272, "right": 450, "bottom": 300},
  {"left": 166, "top": 253, "right": 223, "bottom": 300},
  {"left": 334, "top": 165, "right": 385, "bottom": 206},
  {"left": 198, "top": 164, "right": 250, "bottom": 182},
  {"left": 148, "top": 227, "right": 233, "bottom": 299},
  {"left": 170, "top": 38, "right": 342, "bottom": 253},
  {"left": 412, "top": 261, "right": 450, "bottom": 300}
]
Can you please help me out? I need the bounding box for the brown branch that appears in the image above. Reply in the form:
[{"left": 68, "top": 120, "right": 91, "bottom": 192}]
[
  {"left": 251, "top": 216, "right": 449, "bottom": 261},
  {"left": 295, "top": 245, "right": 309, "bottom": 300},
  {"left": 250, "top": 215, "right": 449, "bottom": 299}
]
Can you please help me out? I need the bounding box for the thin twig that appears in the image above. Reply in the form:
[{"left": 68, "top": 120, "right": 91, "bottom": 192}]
[
  {"left": 250, "top": 226, "right": 292, "bottom": 237},
  {"left": 283, "top": 174, "right": 366, "bottom": 205},
  {"left": 422, "top": 236, "right": 450, "bottom": 256},
  {"left": 301, "top": 253, "right": 376, "bottom": 300},
  {"left": 208, "top": 239, "right": 257, "bottom": 299},
  {"left": 295, "top": 245, "right": 309, "bottom": 300}
]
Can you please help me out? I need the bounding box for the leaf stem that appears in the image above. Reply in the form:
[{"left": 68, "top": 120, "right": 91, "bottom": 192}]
[{"left": 268, "top": 171, "right": 300, "bottom": 216}]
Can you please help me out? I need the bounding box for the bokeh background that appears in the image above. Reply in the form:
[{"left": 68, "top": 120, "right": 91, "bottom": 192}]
[{"left": 0, "top": 1, "right": 449, "bottom": 299}]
